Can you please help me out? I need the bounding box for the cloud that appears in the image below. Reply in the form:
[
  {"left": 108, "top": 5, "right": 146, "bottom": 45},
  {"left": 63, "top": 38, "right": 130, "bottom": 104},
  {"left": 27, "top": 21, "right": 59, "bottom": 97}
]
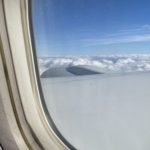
[
  {"left": 119, "top": 24, "right": 150, "bottom": 33},
  {"left": 82, "top": 25, "right": 150, "bottom": 46},
  {"left": 38, "top": 55, "right": 150, "bottom": 75},
  {"left": 101, "top": 25, "right": 150, "bottom": 38},
  {"left": 83, "top": 34, "right": 150, "bottom": 46}
]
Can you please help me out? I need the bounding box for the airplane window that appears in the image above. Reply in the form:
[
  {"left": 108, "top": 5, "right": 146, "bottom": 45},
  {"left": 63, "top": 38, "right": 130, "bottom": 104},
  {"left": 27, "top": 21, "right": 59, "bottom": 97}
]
[{"left": 31, "top": 0, "right": 150, "bottom": 149}]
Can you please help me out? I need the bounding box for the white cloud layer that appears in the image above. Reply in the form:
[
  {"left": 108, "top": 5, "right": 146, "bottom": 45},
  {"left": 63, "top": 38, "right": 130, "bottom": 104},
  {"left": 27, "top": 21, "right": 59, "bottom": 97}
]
[{"left": 38, "top": 54, "right": 150, "bottom": 75}]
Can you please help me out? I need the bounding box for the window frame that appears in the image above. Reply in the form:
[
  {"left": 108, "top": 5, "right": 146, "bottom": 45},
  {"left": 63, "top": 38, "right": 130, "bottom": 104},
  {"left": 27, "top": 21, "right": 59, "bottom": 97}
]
[{"left": 0, "top": 0, "right": 73, "bottom": 149}]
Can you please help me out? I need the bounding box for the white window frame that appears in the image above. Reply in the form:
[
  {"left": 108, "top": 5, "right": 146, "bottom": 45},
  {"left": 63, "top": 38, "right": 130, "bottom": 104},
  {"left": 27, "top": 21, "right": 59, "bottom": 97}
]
[{"left": 0, "top": 0, "right": 71, "bottom": 149}]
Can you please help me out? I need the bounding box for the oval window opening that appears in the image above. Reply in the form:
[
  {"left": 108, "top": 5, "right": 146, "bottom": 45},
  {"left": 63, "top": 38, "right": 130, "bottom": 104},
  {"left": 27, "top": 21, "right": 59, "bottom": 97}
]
[{"left": 31, "top": 0, "right": 150, "bottom": 149}]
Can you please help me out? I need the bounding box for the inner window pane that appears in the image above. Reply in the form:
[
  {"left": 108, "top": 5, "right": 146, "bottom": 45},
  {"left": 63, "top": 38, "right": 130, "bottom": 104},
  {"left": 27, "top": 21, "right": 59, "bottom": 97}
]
[{"left": 32, "top": 0, "right": 150, "bottom": 149}]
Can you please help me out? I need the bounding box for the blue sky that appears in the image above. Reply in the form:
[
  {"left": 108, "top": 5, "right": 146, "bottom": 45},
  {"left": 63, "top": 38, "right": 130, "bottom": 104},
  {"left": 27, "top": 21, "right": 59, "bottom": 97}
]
[{"left": 32, "top": 0, "right": 150, "bottom": 56}]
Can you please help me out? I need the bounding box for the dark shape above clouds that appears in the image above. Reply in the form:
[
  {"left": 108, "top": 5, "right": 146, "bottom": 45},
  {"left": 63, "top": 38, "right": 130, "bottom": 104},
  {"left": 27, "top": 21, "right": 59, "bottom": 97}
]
[{"left": 41, "top": 65, "right": 102, "bottom": 78}]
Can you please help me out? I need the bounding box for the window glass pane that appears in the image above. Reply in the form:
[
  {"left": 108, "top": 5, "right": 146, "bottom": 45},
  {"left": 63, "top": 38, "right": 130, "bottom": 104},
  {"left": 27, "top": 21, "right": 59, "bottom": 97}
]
[{"left": 32, "top": 0, "right": 150, "bottom": 149}]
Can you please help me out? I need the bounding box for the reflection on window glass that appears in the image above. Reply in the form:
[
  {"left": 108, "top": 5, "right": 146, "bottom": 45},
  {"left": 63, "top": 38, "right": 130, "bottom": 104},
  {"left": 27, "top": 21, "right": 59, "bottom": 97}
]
[{"left": 32, "top": 0, "right": 150, "bottom": 149}]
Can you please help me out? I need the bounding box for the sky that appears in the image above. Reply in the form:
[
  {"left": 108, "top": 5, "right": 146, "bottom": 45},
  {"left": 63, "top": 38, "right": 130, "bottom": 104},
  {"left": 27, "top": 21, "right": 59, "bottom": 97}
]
[{"left": 32, "top": 0, "right": 150, "bottom": 56}]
